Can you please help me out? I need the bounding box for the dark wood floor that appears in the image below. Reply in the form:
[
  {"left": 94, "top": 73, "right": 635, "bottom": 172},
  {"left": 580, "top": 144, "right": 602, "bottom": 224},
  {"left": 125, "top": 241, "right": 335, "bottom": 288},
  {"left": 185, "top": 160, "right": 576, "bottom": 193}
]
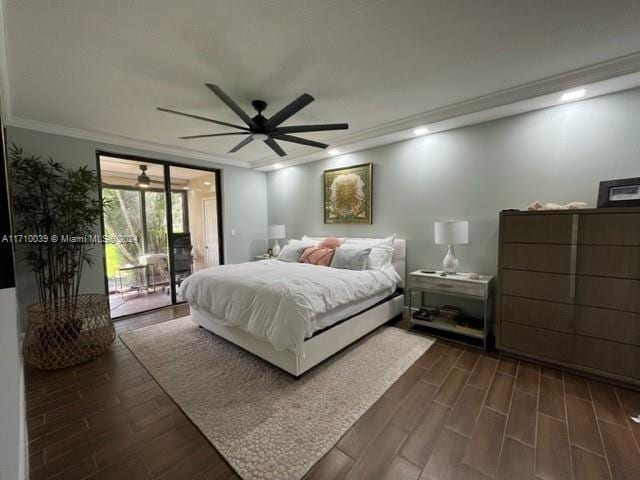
[{"left": 25, "top": 307, "right": 640, "bottom": 480}]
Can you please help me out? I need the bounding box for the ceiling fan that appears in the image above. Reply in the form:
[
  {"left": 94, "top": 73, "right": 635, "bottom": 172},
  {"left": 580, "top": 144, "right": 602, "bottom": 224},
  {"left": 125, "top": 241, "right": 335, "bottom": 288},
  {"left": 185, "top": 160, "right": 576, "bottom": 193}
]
[
  {"left": 157, "top": 84, "right": 349, "bottom": 157},
  {"left": 136, "top": 165, "right": 162, "bottom": 188}
]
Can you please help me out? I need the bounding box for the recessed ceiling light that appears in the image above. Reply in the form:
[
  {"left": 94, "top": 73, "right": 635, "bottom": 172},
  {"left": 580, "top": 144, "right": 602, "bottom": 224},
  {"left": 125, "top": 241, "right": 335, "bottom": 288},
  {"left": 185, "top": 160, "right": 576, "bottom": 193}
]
[
  {"left": 273, "top": 163, "right": 283, "bottom": 169},
  {"left": 328, "top": 148, "right": 340, "bottom": 156},
  {"left": 203, "top": 181, "right": 211, "bottom": 185},
  {"left": 561, "top": 89, "right": 586, "bottom": 101},
  {"left": 413, "top": 127, "right": 429, "bottom": 136}
]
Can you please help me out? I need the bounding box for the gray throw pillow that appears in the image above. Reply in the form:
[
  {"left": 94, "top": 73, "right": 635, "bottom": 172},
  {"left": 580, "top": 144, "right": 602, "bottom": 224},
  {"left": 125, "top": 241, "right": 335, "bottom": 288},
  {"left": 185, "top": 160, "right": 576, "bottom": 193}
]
[
  {"left": 277, "top": 244, "right": 307, "bottom": 263},
  {"left": 331, "top": 246, "right": 371, "bottom": 270}
]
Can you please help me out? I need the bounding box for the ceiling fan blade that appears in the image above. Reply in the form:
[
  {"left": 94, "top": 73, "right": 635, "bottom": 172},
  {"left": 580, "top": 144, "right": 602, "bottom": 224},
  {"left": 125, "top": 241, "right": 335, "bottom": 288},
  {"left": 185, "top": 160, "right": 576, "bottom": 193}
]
[
  {"left": 275, "top": 123, "right": 349, "bottom": 134},
  {"left": 205, "top": 84, "right": 257, "bottom": 129},
  {"left": 272, "top": 134, "right": 328, "bottom": 149},
  {"left": 179, "top": 132, "right": 249, "bottom": 139},
  {"left": 157, "top": 107, "right": 249, "bottom": 131},
  {"left": 264, "top": 137, "right": 287, "bottom": 157},
  {"left": 265, "top": 94, "right": 314, "bottom": 127},
  {"left": 228, "top": 136, "right": 254, "bottom": 153}
]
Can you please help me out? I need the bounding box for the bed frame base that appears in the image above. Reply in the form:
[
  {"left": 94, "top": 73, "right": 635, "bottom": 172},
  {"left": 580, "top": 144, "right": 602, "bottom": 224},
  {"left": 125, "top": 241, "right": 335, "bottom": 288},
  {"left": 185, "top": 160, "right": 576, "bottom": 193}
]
[{"left": 191, "top": 294, "right": 405, "bottom": 377}]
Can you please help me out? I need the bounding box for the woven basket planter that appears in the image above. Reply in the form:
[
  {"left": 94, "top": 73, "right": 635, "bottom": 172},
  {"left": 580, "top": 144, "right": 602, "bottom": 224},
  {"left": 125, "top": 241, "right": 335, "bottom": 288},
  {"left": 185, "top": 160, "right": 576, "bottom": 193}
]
[{"left": 23, "top": 294, "right": 115, "bottom": 370}]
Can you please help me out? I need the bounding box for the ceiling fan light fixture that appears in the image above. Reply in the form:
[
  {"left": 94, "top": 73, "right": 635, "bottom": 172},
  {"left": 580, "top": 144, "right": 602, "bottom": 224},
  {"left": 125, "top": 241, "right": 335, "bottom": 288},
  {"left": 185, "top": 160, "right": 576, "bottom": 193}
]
[
  {"left": 137, "top": 165, "right": 151, "bottom": 188},
  {"left": 252, "top": 133, "right": 269, "bottom": 141}
]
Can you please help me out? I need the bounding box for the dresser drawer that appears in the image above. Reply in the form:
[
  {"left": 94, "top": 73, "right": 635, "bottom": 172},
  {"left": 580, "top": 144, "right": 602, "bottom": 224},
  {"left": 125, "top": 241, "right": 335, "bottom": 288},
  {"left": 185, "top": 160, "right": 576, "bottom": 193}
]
[
  {"left": 578, "top": 213, "right": 640, "bottom": 246},
  {"left": 501, "top": 296, "right": 571, "bottom": 333},
  {"left": 501, "top": 270, "right": 571, "bottom": 303},
  {"left": 502, "top": 243, "right": 572, "bottom": 274},
  {"left": 577, "top": 245, "right": 640, "bottom": 279},
  {"left": 574, "top": 306, "right": 640, "bottom": 346},
  {"left": 572, "top": 336, "right": 640, "bottom": 380},
  {"left": 576, "top": 276, "right": 640, "bottom": 313},
  {"left": 501, "top": 244, "right": 640, "bottom": 279},
  {"left": 499, "top": 322, "right": 571, "bottom": 362},
  {"left": 502, "top": 214, "right": 574, "bottom": 244},
  {"left": 501, "top": 296, "right": 640, "bottom": 345},
  {"left": 410, "top": 274, "right": 487, "bottom": 298}
]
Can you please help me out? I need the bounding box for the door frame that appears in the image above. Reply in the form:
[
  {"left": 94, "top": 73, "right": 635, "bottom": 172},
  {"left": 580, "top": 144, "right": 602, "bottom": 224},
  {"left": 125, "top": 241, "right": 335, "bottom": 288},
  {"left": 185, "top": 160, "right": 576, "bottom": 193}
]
[{"left": 95, "top": 150, "right": 224, "bottom": 319}]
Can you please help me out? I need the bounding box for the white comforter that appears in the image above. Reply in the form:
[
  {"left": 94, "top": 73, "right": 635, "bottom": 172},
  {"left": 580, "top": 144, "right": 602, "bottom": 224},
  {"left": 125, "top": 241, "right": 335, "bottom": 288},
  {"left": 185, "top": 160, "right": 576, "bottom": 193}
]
[{"left": 179, "top": 260, "right": 400, "bottom": 352}]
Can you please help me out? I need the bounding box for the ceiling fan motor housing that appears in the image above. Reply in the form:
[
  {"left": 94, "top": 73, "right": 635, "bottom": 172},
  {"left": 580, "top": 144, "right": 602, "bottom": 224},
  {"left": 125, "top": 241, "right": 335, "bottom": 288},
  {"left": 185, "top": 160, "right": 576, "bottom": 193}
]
[{"left": 251, "top": 100, "right": 267, "bottom": 113}]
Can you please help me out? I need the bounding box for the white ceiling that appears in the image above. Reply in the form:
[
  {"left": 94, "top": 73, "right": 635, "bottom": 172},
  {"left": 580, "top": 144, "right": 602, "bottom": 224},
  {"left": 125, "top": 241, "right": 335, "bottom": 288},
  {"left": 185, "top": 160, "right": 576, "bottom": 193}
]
[{"left": 4, "top": 0, "right": 640, "bottom": 169}]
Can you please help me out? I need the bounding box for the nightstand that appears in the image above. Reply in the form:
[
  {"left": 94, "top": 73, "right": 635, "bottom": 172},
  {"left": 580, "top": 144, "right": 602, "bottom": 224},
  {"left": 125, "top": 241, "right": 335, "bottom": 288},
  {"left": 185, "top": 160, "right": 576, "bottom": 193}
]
[
  {"left": 408, "top": 270, "right": 494, "bottom": 349},
  {"left": 252, "top": 254, "right": 272, "bottom": 261}
]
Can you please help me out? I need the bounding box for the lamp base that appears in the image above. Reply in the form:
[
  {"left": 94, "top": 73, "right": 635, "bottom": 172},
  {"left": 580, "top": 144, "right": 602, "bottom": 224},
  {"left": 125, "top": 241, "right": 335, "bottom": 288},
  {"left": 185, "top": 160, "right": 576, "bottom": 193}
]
[
  {"left": 442, "top": 244, "right": 460, "bottom": 274},
  {"left": 271, "top": 240, "right": 282, "bottom": 257}
]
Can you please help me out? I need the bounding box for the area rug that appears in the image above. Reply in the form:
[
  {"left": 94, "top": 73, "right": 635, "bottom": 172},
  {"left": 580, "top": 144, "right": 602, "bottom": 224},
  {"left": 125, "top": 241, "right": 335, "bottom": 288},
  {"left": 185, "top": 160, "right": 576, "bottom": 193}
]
[{"left": 120, "top": 316, "right": 433, "bottom": 480}]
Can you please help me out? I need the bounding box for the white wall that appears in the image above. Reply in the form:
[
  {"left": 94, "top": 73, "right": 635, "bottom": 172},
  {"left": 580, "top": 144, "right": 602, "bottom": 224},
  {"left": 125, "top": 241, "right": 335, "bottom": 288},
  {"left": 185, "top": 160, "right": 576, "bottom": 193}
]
[{"left": 0, "top": 287, "right": 26, "bottom": 480}]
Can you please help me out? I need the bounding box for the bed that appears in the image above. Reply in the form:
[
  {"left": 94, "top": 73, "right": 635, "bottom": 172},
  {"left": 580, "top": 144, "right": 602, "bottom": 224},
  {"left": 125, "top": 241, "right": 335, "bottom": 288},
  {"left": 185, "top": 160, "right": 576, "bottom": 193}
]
[{"left": 180, "top": 238, "right": 406, "bottom": 376}]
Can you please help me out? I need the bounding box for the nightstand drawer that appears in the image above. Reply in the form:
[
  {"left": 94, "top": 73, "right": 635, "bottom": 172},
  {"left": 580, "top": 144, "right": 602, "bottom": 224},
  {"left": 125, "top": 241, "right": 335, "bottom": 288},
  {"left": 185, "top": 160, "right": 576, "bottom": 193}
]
[{"left": 410, "top": 274, "right": 487, "bottom": 298}]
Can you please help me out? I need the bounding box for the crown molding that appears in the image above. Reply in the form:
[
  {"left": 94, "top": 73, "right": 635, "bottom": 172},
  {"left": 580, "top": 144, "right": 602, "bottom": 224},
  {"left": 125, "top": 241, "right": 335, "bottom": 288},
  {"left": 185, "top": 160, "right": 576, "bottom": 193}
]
[
  {"left": 6, "top": 116, "right": 251, "bottom": 168},
  {"left": 251, "top": 51, "right": 640, "bottom": 169}
]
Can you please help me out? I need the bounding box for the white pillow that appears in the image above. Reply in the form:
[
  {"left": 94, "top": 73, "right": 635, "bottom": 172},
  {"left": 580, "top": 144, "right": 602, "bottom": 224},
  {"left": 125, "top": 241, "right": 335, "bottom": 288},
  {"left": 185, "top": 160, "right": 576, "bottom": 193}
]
[
  {"left": 344, "top": 234, "right": 396, "bottom": 249},
  {"left": 331, "top": 246, "right": 371, "bottom": 271},
  {"left": 277, "top": 244, "right": 308, "bottom": 262},
  {"left": 368, "top": 246, "right": 394, "bottom": 270}
]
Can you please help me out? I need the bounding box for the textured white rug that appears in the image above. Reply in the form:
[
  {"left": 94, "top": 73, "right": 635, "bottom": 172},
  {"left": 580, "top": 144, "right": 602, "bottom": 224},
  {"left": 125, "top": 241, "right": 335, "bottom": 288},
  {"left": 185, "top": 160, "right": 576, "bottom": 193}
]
[{"left": 120, "top": 316, "right": 433, "bottom": 480}]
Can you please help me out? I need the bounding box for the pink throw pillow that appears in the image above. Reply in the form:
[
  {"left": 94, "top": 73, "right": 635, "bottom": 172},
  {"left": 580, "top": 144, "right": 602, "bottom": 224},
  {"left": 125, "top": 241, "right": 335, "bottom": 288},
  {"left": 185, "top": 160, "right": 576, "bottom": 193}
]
[
  {"left": 299, "top": 246, "right": 335, "bottom": 266},
  {"left": 318, "top": 236, "right": 342, "bottom": 249}
]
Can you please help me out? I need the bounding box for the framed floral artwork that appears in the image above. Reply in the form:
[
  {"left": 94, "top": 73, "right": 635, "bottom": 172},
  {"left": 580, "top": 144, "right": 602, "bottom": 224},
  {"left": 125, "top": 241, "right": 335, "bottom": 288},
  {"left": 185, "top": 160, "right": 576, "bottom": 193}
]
[{"left": 323, "top": 163, "right": 372, "bottom": 224}]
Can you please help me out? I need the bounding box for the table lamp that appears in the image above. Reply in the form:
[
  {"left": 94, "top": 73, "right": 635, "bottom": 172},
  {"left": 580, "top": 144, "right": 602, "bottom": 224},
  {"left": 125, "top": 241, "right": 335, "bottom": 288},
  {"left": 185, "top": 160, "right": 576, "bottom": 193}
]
[
  {"left": 268, "top": 224, "right": 286, "bottom": 256},
  {"left": 434, "top": 220, "right": 468, "bottom": 274}
]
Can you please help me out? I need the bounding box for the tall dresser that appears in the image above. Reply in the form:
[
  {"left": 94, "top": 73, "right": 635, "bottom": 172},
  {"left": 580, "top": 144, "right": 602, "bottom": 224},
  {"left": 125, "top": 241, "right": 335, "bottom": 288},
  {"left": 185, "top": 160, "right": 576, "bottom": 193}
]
[{"left": 496, "top": 207, "right": 640, "bottom": 388}]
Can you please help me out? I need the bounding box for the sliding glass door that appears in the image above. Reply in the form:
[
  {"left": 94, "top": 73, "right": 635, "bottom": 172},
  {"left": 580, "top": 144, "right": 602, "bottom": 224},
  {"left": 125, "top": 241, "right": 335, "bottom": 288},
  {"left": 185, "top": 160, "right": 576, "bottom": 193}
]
[{"left": 98, "top": 154, "right": 222, "bottom": 318}]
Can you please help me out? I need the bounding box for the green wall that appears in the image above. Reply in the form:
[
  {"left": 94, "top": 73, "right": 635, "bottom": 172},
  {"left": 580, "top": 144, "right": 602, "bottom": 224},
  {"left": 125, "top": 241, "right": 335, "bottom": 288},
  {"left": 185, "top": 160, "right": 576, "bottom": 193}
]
[
  {"left": 267, "top": 87, "right": 640, "bottom": 277},
  {"left": 7, "top": 126, "right": 268, "bottom": 326}
]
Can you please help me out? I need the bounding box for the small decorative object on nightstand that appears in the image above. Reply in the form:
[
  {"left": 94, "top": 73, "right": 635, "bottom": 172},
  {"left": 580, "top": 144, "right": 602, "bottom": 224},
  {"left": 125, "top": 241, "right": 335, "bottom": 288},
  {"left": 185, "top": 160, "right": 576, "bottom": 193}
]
[
  {"left": 268, "top": 224, "right": 286, "bottom": 256},
  {"left": 408, "top": 270, "right": 494, "bottom": 349},
  {"left": 434, "top": 220, "right": 468, "bottom": 274}
]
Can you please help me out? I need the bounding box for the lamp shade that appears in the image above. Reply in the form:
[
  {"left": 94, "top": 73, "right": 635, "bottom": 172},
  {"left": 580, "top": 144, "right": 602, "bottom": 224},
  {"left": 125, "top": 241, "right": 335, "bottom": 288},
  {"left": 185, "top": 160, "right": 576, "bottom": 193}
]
[
  {"left": 268, "top": 224, "right": 286, "bottom": 239},
  {"left": 434, "top": 221, "right": 468, "bottom": 245}
]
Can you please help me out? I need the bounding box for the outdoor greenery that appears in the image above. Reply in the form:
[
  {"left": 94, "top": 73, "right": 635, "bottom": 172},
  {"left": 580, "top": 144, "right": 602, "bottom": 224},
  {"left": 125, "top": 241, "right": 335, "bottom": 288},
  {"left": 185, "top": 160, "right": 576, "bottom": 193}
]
[
  {"left": 102, "top": 188, "right": 187, "bottom": 283},
  {"left": 102, "top": 188, "right": 169, "bottom": 280},
  {"left": 102, "top": 188, "right": 142, "bottom": 278},
  {"left": 9, "top": 144, "right": 107, "bottom": 306}
]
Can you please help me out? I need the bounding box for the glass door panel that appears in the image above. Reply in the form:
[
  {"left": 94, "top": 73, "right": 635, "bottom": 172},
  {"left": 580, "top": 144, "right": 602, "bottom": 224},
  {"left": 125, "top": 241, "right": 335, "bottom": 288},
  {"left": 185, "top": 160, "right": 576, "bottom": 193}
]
[
  {"left": 99, "top": 156, "right": 171, "bottom": 317},
  {"left": 168, "top": 166, "right": 220, "bottom": 302}
]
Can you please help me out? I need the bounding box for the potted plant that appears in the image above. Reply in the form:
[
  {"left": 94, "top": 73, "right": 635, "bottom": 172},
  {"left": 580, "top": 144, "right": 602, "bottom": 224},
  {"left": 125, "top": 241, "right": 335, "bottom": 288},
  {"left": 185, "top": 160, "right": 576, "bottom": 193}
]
[{"left": 9, "top": 144, "right": 115, "bottom": 369}]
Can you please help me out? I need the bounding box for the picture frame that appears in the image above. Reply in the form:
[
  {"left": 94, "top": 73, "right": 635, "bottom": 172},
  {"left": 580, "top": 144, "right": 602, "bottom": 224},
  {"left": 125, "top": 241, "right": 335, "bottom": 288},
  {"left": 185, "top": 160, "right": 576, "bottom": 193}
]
[
  {"left": 323, "top": 163, "right": 372, "bottom": 224},
  {"left": 597, "top": 177, "right": 640, "bottom": 208}
]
